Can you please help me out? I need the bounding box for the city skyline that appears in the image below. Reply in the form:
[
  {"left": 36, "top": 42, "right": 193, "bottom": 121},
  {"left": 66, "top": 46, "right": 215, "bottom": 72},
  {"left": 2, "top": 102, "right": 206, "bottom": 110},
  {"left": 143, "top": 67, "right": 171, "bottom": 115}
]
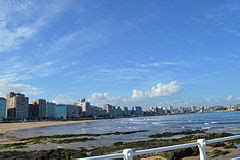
[
  {"left": 1, "top": 1, "right": 240, "bottom": 107},
  {"left": 2, "top": 91, "right": 236, "bottom": 120}
]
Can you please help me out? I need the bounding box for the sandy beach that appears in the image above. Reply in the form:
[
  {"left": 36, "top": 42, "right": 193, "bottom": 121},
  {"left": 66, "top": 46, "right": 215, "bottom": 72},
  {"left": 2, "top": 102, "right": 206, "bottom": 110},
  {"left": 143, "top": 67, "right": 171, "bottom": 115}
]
[{"left": 0, "top": 120, "right": 95, "bottom": 134}]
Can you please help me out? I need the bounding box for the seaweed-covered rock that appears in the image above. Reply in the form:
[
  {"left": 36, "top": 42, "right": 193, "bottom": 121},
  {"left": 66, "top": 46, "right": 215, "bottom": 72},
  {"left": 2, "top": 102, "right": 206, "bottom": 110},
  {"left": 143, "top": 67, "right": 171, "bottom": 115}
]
[
  {"left": 0, "top": 149, "right": 87, "bottom": 159},
  {"left": 160, "top": 147, "right": 199, "bottom": 160}
]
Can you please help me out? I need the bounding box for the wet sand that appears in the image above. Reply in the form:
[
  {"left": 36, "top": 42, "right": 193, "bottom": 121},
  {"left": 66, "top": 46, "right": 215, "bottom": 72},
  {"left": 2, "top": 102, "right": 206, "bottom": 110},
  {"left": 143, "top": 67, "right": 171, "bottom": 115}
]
[{"left": 0, "top": 120, "right": 95, "bottom": 134}]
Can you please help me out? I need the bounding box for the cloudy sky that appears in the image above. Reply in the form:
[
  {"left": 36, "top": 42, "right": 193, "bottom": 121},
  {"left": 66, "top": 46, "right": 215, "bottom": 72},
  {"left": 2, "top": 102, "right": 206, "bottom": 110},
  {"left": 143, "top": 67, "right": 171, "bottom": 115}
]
[{"left": 1, "top": 0, "right": 240, "bottom": 107}]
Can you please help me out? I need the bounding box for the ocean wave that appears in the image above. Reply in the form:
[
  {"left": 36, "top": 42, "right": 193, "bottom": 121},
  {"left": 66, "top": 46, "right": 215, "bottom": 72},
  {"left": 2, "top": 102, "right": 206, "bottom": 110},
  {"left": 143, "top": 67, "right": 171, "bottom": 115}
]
[
  {"left": 202, "top": 127, "right": 212, "bottom": 130},
  {"left": 210, "top": 122, "right": 218, "bottom": 124}
]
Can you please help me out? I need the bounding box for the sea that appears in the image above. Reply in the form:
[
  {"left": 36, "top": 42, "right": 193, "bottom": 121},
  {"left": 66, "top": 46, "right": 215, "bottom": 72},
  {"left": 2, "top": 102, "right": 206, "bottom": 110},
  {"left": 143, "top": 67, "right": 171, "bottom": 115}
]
[{"left": 2, "top": 111, "right": 240, "bottom": 150}]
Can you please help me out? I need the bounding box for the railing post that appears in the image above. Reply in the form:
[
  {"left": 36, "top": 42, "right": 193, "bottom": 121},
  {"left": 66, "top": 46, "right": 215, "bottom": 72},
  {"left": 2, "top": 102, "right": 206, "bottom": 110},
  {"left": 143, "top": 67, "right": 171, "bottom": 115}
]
[
  {"left": 123, "top": 149, "right": 133, "bottom": 160},
  {"left": 197, "top": 139, "right": 207, "bottom": 160}
]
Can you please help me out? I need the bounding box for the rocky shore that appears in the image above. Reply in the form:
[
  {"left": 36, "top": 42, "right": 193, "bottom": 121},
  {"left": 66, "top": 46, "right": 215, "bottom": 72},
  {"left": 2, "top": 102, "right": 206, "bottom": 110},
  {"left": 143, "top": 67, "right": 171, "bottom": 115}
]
[{"left": 0, "top": 130, "right": 239, "bottom": 159}]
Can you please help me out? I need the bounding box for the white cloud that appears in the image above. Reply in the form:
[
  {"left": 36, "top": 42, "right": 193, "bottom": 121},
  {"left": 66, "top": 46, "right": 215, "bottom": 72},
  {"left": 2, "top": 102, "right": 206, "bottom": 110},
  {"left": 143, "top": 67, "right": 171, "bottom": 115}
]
[
  {"left": 226, "top": 95, "right": 233, "bottom": 101},
  {"left": 205, "top": 97, "right": 214, "bottom": 103},
  {"left": 139, "top": 61, "right": 193, "bottom": 67},
  {"left": 88, "top": 81, "right": 182, "bottom": 106},
  {"left": 90, "top": 92, "right": 109, "bottom": 101},
  {"left": 27, "top": 61, "right": 56, "bottom": 77},
  {"left": 45, "top": 25, "right": 107, "bottom": 56},
  {"left": 225, "top": 95, "right": 240, "bottom": 102},
  {"left": 0, "top": 58, "right": 55, "bottom": 97},
  {"left": 45, "top": 32, "right": 80, "bottom": 55},
  {"left": 132, "top": 89, "right": 145, "bottom": 99},
  {"left": 132, "top": 81, "right": 182, "bottom": 99},
  {"left": 0, "top": 80, "right": 41, "bottom": 97},
  {"left": 0, "top": 26, "right": 36, "bottom": 52},
  {"left": 0, "top": 1, "right": 69, "bottom": 53},
  {"left": 96, "top": 67, "right": 148, "bottom": 81},
  {"left": 0, "top": 58, "right": 44, "bottom": 97},
  {"left": 0, "top": 1, "right": 36, "bottom": 52},
  {"left": 52, "top": 94, "right": 75, "bottom": 104},
  {"left": 0, "top": 58, "right": 57, "bottom": 81},
  {"left": 88, "top": 92, "right": 124, "bottom": 106},
  {"left": 224, "top": 28, "right": 240, "bottom": 36}
]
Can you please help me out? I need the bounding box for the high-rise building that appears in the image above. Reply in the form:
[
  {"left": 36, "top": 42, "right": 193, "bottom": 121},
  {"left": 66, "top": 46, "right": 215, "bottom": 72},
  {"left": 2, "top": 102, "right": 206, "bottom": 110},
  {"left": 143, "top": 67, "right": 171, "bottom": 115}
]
[
  {"left": 169, "top": 106, "right": 174, "bottom": 114},
  {"left": 78, "top": 105, "right": 83, "bottom": 117},
  {"left": 156, "top": 107, "right": 165, "bottom": 114},
  {"left": 123, "top": 107, "right": 131, "bottom": 116},
  {"left": 192, "top": 106, "right": 197, "bottom": 112},
  {"left": 82, "top": 101, "right": 92, "bottom": 116},
  {"left": 28, "top": 103, "right": 39, "bottom": 119},
  {"left": 163, "top": 107, "right": 168, "bottom": 114},
  {"left": 6, "top": 92, "right": 29, "bottom": 119},
  {"left": 91, "top": 106, "right": 102, "bottom": 118},
  {"left": 0, "top": 97, "right": 6, "bottom": 119},
  {"left": 55, "top": 104, "right": 67, "bottom": 119},
  {"left": 115, "top": 106, "right": 123, "bottom": 117},
  {"left": 76, "top": 99, "right": 92, "bottom": 117},
  {"left": 180, "top": 107, "right": 185, "bottom": 114},
  {"left": 67, "top": 104, "right": 79, "bottom": 118},
  {"left": 33, "top": 99, "right": 46, "bottom": 118},
  {"left": 46, "top": 102, "right": 56, "bottom": 119},
  {"left": 135, "top": 106, "right": 143, "bottom": 116},
  {"left": 131, "top": 107, "right": 136, "bottom": 115},
  {"left": 103, "top": 104, "right": 115, "bottom": 117}
]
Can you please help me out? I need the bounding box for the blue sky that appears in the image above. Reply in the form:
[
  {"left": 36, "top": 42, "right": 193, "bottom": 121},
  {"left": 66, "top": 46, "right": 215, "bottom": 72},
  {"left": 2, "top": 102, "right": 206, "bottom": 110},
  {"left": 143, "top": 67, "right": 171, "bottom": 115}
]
[{"left": 1, "top": 0, "right": 240, "bottom": 107}]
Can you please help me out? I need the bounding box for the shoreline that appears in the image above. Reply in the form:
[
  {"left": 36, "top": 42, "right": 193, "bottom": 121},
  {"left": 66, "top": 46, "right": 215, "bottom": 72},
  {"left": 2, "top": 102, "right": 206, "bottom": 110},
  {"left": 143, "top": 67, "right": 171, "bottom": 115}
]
[
  {"left": 4, "top": 132, "right": 239, "bottom": 159},
  {"left": 0, "top": 120, "right": 96, "bottom": 134},
  {"left": 0, "top": 110, "right": 238, "bottom": 134},
  {"left": 0, "top": 128, "right": 239, "bottom": 159}
]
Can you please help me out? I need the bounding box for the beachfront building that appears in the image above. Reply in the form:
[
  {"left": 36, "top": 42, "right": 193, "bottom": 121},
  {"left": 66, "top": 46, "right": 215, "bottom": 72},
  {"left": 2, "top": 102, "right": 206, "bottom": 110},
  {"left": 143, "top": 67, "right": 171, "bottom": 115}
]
[
  {"left": 67, "top": 104, "right": 80, "bottom": 118},
  {"left": 135, "top": 106, "right": 143, "bottom": 116},
  {"left": 227, "top": 104, "right": 240, "bottom": 111},
  {"left": 55, "top": 104, "right": 67, "bottom": 119},
  {"left": 28, "top": 103, "right": 39, "bottom": 119},
  {"left": 83, "top": 101, "right": 92, "bottom": 117},
  {"left": 123, "top": 107, "right": 131, "bottom": 117},
  {"left": 131, "top": 106, "right": 143, "bottom": 116},
  {"left": 0, "top": 97, "right": 6, "bottom": 120},
  {"left": 92, "top": 106, "right": 105, "bottom": 118},
  {"left": 46, "top": 102, "right": 56, "bottom": 119},
  {"left": 33, "top": 99, "right": 47, "bottom": 118},
  {"left": 169, "top": 106, "right": 174, "bottom": 114},
  {"left": 6, "top": 92, "right": 29, "bottom": 119},
  {"left": 77, "top": 98, "right": 92, "bottom": 117},
  {"left": 103, "top": 104, "right": 116, "bottom": 117},
  {"left": 115, "top": 106, "right": 123, "bottom": 117}
]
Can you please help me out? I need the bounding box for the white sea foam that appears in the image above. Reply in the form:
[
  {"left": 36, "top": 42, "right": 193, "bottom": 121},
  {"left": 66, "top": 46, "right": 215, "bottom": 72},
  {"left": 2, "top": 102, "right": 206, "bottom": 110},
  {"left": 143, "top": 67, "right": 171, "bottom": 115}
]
[{"left": 202, "top": 127, "right": 212, "bottom": 130}]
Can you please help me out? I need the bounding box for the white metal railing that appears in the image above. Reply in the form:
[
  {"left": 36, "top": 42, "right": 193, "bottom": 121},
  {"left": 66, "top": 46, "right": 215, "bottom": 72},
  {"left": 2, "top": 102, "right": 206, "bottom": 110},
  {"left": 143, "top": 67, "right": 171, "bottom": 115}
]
[{"left": 78, "top": 135, "right": 240, "bottom": 160}]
